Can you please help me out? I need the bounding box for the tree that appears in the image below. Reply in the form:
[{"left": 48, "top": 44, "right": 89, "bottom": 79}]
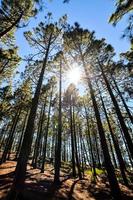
[
  {"left": 109, "top": 0, "right": 133, "bottom": 25},
  {"left": 54, "top": 53, "right": 63, "bottom": 184},
  {"left": 0, "top": 0, "right": 42, "bottom": 39},
  {"left": 109, "top": 0, "right": 133, "bottom": 54},
  {"left": 41, "top": 78, "right": 55, "bottom": 173},
  {"left": 0, "top": 47, "right": 20, "bottom": 82},
  {"left": 63, "top": 24, "right": 122, "bottom": 199},
  {"left": 6, "top": 17, "right": 62, "bottom": 199}
]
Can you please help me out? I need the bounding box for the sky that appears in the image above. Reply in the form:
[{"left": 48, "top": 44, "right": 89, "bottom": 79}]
[
  {"left": 16, "top": 0, "right": 130, "bottom": 61},
  {"left": 14, "top": 0, "right": 131, "bottom": 91}
]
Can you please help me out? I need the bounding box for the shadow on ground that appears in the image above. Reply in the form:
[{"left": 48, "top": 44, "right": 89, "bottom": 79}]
[{"left": 0, "top": 161, "right": 133, "bottom": 200}]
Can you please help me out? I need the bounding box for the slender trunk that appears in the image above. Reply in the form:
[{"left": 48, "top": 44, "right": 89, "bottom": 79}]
[
  {"left": 32, "top": 107, "right": 44, "bottom": 168},
  {"left": 84, "top": 104, "right": 97, "bottom": 177},
  {"left": 79, "top": 124, "right": 86, "bottom": 175},
  {"left": 41, "top": 89, "right": 53, "bottom": 173},
  {"left": 118, "top": 122, "right": 133, "bottom": 168},
  {"left": 98, "top": 60, "right": 133, "bottom": 159},
  {"left": 0, "top": 124, "right": 8, "bottom": 149},
  {"left": 99, "top": 91, "right": 129, "bottom": 186},
  {"left": 15, "top": 110, "right": 29, "bottom": 160},
  {"left": 8, "top": 35, "right": 52, "bottom": 197},
  {"left": 0, "top": 12, "right": 23, "bottom": 38},
  {"left": 82, "top": 136, "right": 90, "bottom": 166},
  {"left": 72, "top": 106, "right": 82, "bottom": 179},
  {"left": 70, "top": 103, "right": 76, "bottom": 177},
  {"left": 0, "top": 109, "right": 21, "bottom": 164},
  {"left": 82, "top": 58, "right": 121, "bottom": 199},
  {"left": 0, "top": 60, "right": 9, "bottom": 74},
  {"left": 93, "top": 130, "right": 101, "bottom": 168},
  {"left": 51, "top": 125, "right": 56, "bottom": 164},
  {"left": 107, "top": 133, "right": 118, "bottom": 168},
  {"left": 63, "top": 137, "right": 66, "bottom": 162},
  {"left": 111, "top": 76, "right": 133, "bottom": 124},
  {"left": 0, "top": 123, "right": 11, "bottom": 150},
  {"left": 80, "top": 134, "right": 84, "bottom": 175},
  {"left": 35, "top": 98, "right": 47, "bottom": 167},
  {"left": 54, "top": 61, "right": 62, "bottom": 184},
  {"left": 7, "top": 110, "right": 21, "bottom": 160},
  {"left": 0, "top": 126, "right": 5, "bottom": 144}
]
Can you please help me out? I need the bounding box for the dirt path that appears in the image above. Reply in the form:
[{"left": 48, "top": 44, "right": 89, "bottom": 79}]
[{"left": 0, "top": 161, "right": 133, "bottom": 200}]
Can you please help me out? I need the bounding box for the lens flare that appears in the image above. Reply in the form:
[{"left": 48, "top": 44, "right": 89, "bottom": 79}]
[{"left": 67, "top": 66, "right": 81, "bottom": 85}]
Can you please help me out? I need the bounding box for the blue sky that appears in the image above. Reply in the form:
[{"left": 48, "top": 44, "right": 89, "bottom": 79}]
[{"left": 16, "top": 0, "right": 130, "bottom": 73}]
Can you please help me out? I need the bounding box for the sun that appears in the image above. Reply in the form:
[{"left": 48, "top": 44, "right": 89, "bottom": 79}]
[{"left": 66, "top": 66, "right": 81, "bottom": 85}]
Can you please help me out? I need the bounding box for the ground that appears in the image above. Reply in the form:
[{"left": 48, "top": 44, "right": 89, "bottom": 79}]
[{"left": 0, "top": 161, "right": 133, "bottom": 200}]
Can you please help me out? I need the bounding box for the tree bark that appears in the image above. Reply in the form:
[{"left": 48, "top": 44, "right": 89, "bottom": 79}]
[
  {"left": 7, "top": 34, "right": 52, "bottom": 199},
  {"left": 54, "top": 60, "right": 62, "bottom": 184},
  {"left": 98, "top": 60, "right": 133, "bottom": 160},
  {"left": 82, "top": 57, "right": 122, "bottom": 199},
  {"left": 0, "top": 12, "right": 23, "bottom": 38},
  {"left": 70, "top": 102, "right": 76, "bottom": 177},
  {"left": 0, "top": 108, "right": 21, "bottom": 164},
  {"left": 111, "top": 75, "right": 133, "bottom": 124},
  {"left": 41, "top": 88, "right": 53, "bottom": 173}
]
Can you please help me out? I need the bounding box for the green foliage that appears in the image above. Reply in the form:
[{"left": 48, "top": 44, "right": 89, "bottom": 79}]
[
  {"left": 0, "top": 47, "right": 21, "bottom": 82},
  {"left": 14, "top": 79, "right": 33, "bottom": 107},
  {"left": 109, "top": 1, "right": 133, "bottom": 49},
  {"left": 109, "top": 0, "right": 133, "bottom": 25},
  {"left": 0, "top": 84, "right": 13, "bottom": 120},
  {"left": 0, "top": 0, "right": 42, "bottom": 40}
]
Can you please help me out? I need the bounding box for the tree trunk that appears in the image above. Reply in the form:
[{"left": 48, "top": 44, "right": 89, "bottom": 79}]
[
  {"left": 99, "top": 91, "right": 129, "bottom": 186},
  {"left": 7, "top": 34, "right": 52, "bottom": 199},
  {"left": 72, "top": 105, "right": 82, "bottom": 179},
  {"left": 32, "top": 107, "right": 44, "bottom": 168},
  {"left": 82, "top": 57, "right": 122, "bottom": 199},
  {"left": 0, "top": 12, "right": 23, "bottom": 38},
  {"left": 93, "top": 129, "right": 101, "bottom": 168},
  {"left": 15, "top": 110, "right": 29, "bottom": 160},
  {"left": 98, "top": 60, "right": 133, "bottom": 159},
  {"left": 70, "top": 102, "right": 76, "bottom": 177},
  {"left": 111, "top": 76, "right": 133, "bottom": 124},
  {"left": 0, "top": 108, "right": 21, "bottom": 164},
  {"left": 41, "top": 89, "right": 53, "bottom": 173},
  {"left": 54, "top": 60, "right": 62, "bottom": 184},
  {"left": 84, "top": 105, "right": 97, "bottom": 178}
]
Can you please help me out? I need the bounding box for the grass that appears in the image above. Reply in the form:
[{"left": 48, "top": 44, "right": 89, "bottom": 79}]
[{"left": 85, "top": 168, "right": 105, "bottom": 175}]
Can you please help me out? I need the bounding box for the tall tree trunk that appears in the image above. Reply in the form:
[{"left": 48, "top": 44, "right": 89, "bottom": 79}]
[
  {"left": 81, "top": 134, "right": 90, "bottom": 166},
  {"left": 35, "top": 98, "right": 47, "bottom": 168},
  {"left": 0, "top": 124, "right": 9, "bottom": 150},
  {"left": 99, "top": 91, "right": 129, "bottom": 186},
  {"left": 7, "top": 34, "right": 52, "bottom": 199},
  {"left": 54, "top": 60, "right": 62, "bottom": 184},
  {"left": 117, "top": 121, "right": 133, "bottom": 168},
  {"left": 84, "top": 105, "right": 97, "bottom": 178},
  {"left": 70, "top": 102, "right": 76, "bottom": 177},
  {"left": 98, "top": 60, "right": 133, "bottom": 159},
  {"left": 41, "top": 89, "right": 53, "bottom": 173},
  {"left": 0, "top": 125, "right": 6, "bottom": 144},
  {"left": 82, "top": 57, "right": 121, "bottom": 199},
  {"left": 107, "top": 133, "right": 118, "bottom": 168},
  {"left": 79, "top": 124, "right": 86, "bottom": 175},
  {"left": 111, "top": 75, "right": 133, "bottom": 124},
  {"left": 0, "top": 108, "right": 21, "bottom": 164},
  {"left": 72, "top": 105, "right": 82, "bottom": 179},
  {"left": 51, "top": 123, "right": 56, "bottom": 164},
  {"left": 93, "top": 129, "right": 101, "bottom": 168},
  {"left": 15, "top": 110, "right": 29, "bottom": 160},
  {"left": 32, "top": 107, "right": 44, "bottom": 168}
]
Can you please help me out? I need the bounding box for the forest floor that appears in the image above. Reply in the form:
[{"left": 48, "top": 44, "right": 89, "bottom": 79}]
[{"left": 0, "top": 160, "right": 133, "bottom": 200}]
